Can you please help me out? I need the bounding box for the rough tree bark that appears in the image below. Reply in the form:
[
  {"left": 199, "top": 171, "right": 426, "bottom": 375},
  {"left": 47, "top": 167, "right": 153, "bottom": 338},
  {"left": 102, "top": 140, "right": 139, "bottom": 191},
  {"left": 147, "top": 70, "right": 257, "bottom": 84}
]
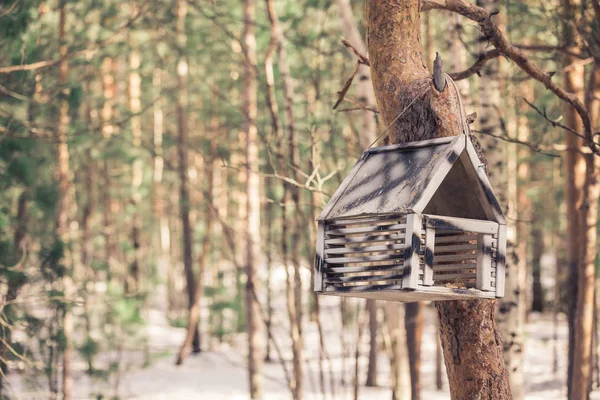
[
  {"left": 365, "top": 1, "right": 511, "bottom": 399},
  {"left": 242, "top": 0, "right": 263, "bottom": 397}
]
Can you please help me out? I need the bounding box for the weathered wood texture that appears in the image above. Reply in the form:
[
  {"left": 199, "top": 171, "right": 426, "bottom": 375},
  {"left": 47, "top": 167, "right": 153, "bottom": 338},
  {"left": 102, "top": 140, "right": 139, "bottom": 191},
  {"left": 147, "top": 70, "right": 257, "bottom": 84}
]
[{"left": 317, "top": 212, "right": 501, "bottom": 300}]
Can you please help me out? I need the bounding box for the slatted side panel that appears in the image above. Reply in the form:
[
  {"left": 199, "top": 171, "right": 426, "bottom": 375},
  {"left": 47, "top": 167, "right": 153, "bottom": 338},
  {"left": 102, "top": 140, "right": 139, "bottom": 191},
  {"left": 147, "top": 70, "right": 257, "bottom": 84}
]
[
  {"left": 432, "top": 230, "right": 497, "bottom": 288},
  {"left": 323, "top": 215, "right": 407, "bottom": 293}
]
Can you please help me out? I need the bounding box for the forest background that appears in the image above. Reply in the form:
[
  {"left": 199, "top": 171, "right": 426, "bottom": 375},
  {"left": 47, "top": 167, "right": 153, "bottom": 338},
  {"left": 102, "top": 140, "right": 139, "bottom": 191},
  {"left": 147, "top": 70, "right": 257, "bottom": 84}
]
[{"left": 0, "top": 0, "right": 599, "bottom": 399}]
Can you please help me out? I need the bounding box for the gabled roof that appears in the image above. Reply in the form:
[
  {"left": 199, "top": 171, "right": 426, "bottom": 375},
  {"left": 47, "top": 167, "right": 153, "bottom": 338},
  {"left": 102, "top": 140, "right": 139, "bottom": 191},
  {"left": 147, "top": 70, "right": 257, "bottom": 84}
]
[{"left": 318, "top": 134, "right": 506, "bottom": 224}]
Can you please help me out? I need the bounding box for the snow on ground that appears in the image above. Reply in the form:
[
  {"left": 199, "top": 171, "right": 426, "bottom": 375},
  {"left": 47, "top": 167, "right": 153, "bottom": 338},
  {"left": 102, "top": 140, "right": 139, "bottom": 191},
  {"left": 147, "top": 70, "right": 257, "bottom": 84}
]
[{"left": 6, "top": 299, "right": 600, "bottom": 399}]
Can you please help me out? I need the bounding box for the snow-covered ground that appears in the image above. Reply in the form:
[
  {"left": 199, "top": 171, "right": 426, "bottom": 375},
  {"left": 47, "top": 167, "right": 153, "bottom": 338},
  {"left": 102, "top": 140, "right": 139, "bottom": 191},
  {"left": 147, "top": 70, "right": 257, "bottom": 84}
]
[{"left": 6, "top": 298, "right": 600, "bottom": 399}]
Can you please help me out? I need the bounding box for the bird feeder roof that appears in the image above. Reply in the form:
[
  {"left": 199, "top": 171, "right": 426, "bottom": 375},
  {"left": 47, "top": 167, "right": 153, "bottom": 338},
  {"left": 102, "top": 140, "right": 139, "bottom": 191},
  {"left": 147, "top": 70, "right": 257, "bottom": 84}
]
[{"left": 318, "top": 134, "right": 506, "bottom": 224}]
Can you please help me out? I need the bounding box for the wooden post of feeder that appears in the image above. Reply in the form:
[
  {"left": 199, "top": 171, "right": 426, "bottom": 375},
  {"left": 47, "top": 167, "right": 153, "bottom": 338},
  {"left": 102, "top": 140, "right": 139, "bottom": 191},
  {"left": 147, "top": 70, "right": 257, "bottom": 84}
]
[{"left": 403, "top": 213, "right": 422, "bottom": 289}]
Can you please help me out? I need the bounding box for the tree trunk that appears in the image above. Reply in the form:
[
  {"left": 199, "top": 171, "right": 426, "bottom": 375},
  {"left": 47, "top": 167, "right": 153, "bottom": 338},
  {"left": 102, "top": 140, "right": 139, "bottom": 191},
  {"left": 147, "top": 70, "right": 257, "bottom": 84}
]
[
  {"left": 152, "top": 67, "right": 171, "bottom": 315},
  {"left": 383, "top": 303, "right": 410, "bottom": 400},
  {"left": 365, "top": 1, "right": 511, "bottom": 398},
  {"left": 242, "top": 0, "right": 263, "bottom": 397},
  {"left": 530, "top": 223, "right": 544, "bottom": 313},
  {"left": 176, "top": 150, "right": 215, "bottom": 365},
  {"left": 128, "top": 25, "right": 143, "bottom": 295},
  {"left": 366, "top": 299, "right": 378, "bottom": 387},
  {"left": 405, "top": 302, "right": 422, "bottom": 400},
  {"left": 175, "top": 0, "right": 200, "bottom": 354},
  {"left": 56, "top": 2, "right": 73, "bottom": 399},
  {"left": 571, "top": 61, "right": 600, "bottom": 400},
  {"left": 561, "top": 0, "right": 586, "bottom": 395}
]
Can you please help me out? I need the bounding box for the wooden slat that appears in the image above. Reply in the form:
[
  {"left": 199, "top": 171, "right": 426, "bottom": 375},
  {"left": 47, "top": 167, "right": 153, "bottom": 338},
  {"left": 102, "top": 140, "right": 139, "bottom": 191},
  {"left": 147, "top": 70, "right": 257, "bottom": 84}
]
[
  {"left": 325, "top": 254, "right": 404, "bottom": 264},
  {"left": 433, "top": 272, "right": 477, "bottom": 281},
  {"left": 328, "top": 216, "right": 406, "bottom": 227},
  {"left": 324, "top": 263, "right": 404, "bottom": 274},
  {"left": 435, "top": 234, "right": 477, "bottom": 244},
  {"left": 323, "top": 284, "right": 404, "bottom": 293},
  {"left": 325, "top": 235, "right": 404, "bottom": 246},
  {"left": 425, "top": 215, "right": 499, "bottom": 235},
  {"left": 324, "top": 244, "right": 405, "bottom": 255},
  {"left": 434, "top": 244, "right": 477, "bottom": 253},
  {"left": 326, "top": 224, "right": 406, "bottom": 236},
  {"left": 435, "top": 254, "right": 477, "bottom": 263},
  {"left": 325, "top": 273, "right": 404, "bottom": 284},
  {"left": 433, "top": 263, "right": 477, "bottom": 271}
]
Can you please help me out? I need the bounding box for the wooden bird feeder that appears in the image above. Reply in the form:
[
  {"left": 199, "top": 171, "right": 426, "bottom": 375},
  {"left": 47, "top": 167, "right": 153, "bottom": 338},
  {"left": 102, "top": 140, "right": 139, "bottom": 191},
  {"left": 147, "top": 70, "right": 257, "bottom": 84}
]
[{"left": 314, "top": 134, "right": 506, "bottom": 301}]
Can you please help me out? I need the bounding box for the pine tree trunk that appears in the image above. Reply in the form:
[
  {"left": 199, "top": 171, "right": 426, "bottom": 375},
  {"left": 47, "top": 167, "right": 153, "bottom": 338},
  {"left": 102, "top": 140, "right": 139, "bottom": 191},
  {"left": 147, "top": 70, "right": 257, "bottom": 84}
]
[
  {"left": 243, "top": 0, "right": 263, "bottom": 397},
  {"left": 152, "top": 67, "right": 171, "bottom": 315},
  {"left": 405, "top": 302, "right": 422, "bottom": 400},
  {"left": 175, "top": 0, "right": 200, "bottom": 354},
  {"left": 571, "top": 61, "right": 600, "bottom": 400},
  {"left": 176, "top": 150, "right": 215, "bottom": 365},
  {"left": 530, "top": 223, "right": 544, "bottom": 313},
  {"left": 56, "top": 2, "right": 73, "bottom": 399},
  {"left": 365, "top": 2, "right": 511, "bottom": 398},
  {"left": 128, "top": 25, "right": 143, "bottom": 295},
  {"left": 561, "top": 0, "right": 586, "bottom": 394},
  {"left": 383, "top": 303, "right": 410, "bottom": 400},
  {"left": 366, "top": 299, "right": 378, "bottom": 387}
]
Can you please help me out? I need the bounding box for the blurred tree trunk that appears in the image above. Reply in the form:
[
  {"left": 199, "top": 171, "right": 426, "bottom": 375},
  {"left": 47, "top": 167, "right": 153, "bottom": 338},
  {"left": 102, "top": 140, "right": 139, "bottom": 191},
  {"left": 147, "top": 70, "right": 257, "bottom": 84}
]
[
  {"left": 127, "top": 23, "right": 142, "bottom": 295},
  {"left": 55, "top": 2, "right": 73, "bottom": 399},
  {"left": 530, "top": 223, "right": 545, "bottom": 313},
  {"left": 242, "top": 0, "right": 263, "bottom": 397},
  {"left": 176, "top": 148, "right": 215, "bottom": 365},
  {"left": 335, "top": 0, "right": 381, "bottom": 386},
  {"left": 365, "top": 1, "right": 511, "bottom": 398},
  {"left": 175, "top": 0, "right": 200, "bottom": 354},
  {"left": 572, "top": 61, "right": 600, "bottom": 400},
  {"left": 101, "top": 57, "right": 116, "bottom": 282},
  {"left": 405, "top": 303, "right": 422, "bottom": 400},
  {"left": 474, "top": 2, "right": 524, "bottom": 398},
  {"left": 366, "top": 299, "right": 378, "bottom": 386},
  {"left": 383, "top": 303, "right": 410, "bottom": 400},
  {"left": 152, "top": 67, "right": 171, "bottom": 315},
  {"left": 561, "top": 0, "right": 586, "bottom": 395},
  {"left": 516, "top": 82, "right": 532, "bottom": 316}
]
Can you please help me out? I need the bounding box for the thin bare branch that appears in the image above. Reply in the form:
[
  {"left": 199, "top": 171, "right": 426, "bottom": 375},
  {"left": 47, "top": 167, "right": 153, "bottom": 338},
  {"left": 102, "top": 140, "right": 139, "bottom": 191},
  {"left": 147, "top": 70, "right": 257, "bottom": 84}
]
[
  {"left": 421, "top": 0, "right": 597, "bottom": 153},
  {"left": 515, "top": 44, "right": 589, "bottom": 59},
  {"left": 333, "top": 62, "right": 360, "bottom": 110},
  {"left": 341, "top": 38, "right": 370, "bottom": 66},
  {"left": 449, "top": 49, "right": 502, "bottom": 80},
  {"left": 0, "top": 0, "right": 150, "bottom": 74}
]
